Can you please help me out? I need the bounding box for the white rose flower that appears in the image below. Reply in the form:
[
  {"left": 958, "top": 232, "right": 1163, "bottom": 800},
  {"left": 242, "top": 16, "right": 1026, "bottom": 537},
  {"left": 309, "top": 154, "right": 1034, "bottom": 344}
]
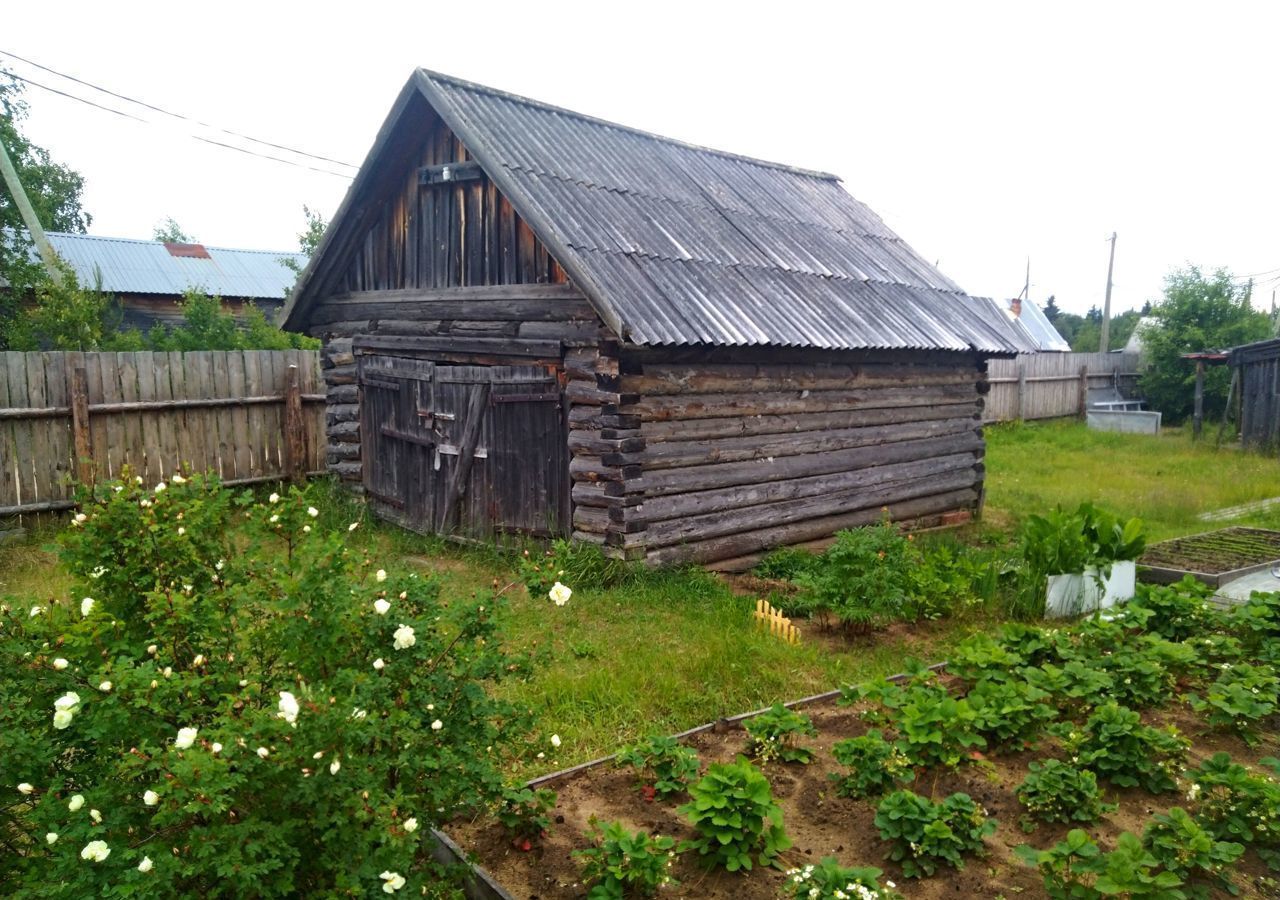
[
  {"left": 147, "top": 644, "right": 158, "bottom": 655},
  {"left": 89, "top": 808, "right": 102, "bottom": 823},
  {"left": 329, "top": 758, "right": 341, "bottom": 775},
  {"left": 549, "top": 582, "right": 572, "bottom": 606},
  {"left": 53, "top": 709, "right": 75, "bottom": 730},
  {"left": 392, "top": 624, "right": 416, "bottom": 650},
  {"left": 134, "top": 475, "right": 143, "bottom": 484},
  {"left": 52, "top": 658, "right": 69, "bottom": 670},
  {"left": 374, "top": 599, "right": 391, "bottom": 615},
  {"left": 154, "top": 482, "right": 166, "bottom": 493},
  {"left": 431, "top": 719, "right": 443, "bottom": 731},
  {"left": 307, "top": 506, "right": 319, "bottom": 517},
  {"left": 68, "top": 794, "right": 84, "bottom": 811},
  {"left": 269, "top": 515, "right": 279, "bottom": 524},
  {"left": 303, "top": 525, "right": 311, "bottom": 533},
  {"left": 139, "top": 498, "right": 151, "bottom": 508},
  {"left": 380, "top": 871, "right": 406, "bottom": 893},
  {"left": 174, "top": 727, "right": 198, "bottom": 750},
  {"left": 277, "top": 691, "right": 300, "bottom": 724},
  {"left": 17, "top": 783, "right": 34, "bottom": 795},
  {"left": 163, "top": 667, "right": 172, "bottom": 678},
  {"left": 74, "top": 513, "right": 87, "bottom": 524},
  {"left": 403, "top": 817, "right": 418, "bottom": 833},
  {"left": 80, "top": 840, "right": 110, "bottom": 862},
  {"left": 29, "top": 605, "right": 44, "bottom": 617},
  {"left": 177, "top": 527, "right": 186, "bottom": 536},
  {"left": 192, "top": 654, "right": 205, "bottom": 667},
  {"left": 55, "top": 692, "right": 80, "bottom": 711},
  {"left": 256, "top": 746, "right": 270, "bottom": 759},
  {"left": 143, "top": 790, "right": 159, "bottom": 806},
  {"left": 46, "top": 832, "right": 58, "bottom": 845},
  {"left": 268, "top": 492, "right": 280, "bottom": 504},
  {"left": 80, "top": 597, "right": 95, "bottom": 617},
  {"left": 351, "top": 708, "right": 367, "bottom": 719},
  {"left": 551, "top": 734, "right": 561, "bottom": 748},
  {"left": 171, "top": 474, "right": 186, "bottom": 484},
  {"left": 138, "top": 855, "right": 154, "bottom": 873},
  {"left": 375, "top": 569, "right": 387, "bottom": 582},
  {"left": 98, "top": 681, "right": 112, "bottom": 692},
  {"left": 373, "top": 658, "right": 385, "bottom": 670},
  {"left": 89, "top": 566, "right": 107, "bottom": 579},
  {"left": 211, "top": 742, "right": 223, "bottom": 754},
  {"left": 348, "top": 522, "right": 359, "bottom": 532}
]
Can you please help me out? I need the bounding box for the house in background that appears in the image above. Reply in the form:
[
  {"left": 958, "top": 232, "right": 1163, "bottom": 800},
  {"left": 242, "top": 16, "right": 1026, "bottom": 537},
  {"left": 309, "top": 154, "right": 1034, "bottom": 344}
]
[
  {"left": 282, "top": 69, "right": 1033, "bottom": 568},
  {"left": 23, "top": 230, "right": 305, "bottom": 329},
  {"left": 987, "top": 297, "right": 1070, "bottom": 352}
]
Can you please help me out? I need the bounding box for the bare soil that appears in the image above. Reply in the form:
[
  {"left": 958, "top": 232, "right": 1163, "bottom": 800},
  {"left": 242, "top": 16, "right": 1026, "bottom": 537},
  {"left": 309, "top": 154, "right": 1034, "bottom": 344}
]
[
  {"left": 448, "top": 696, "right": 1280, "bottom": 899},
  {"left": 1141, "top": 527, "right": 1280, "bottom": 575}
]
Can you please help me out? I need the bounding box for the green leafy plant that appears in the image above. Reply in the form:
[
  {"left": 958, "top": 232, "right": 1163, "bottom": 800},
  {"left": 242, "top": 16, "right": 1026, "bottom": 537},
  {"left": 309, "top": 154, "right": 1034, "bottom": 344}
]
[
  {"left": 752, "top": 547, "right": 820, "bottom": 582},
  {"left": 795, "top": 519, "right": 916, "bottom": 634},
  {"left": 967, "top": 677, "right": 1057, "bottom": 750},
  {"left": 873, "top": 790, "right": 995, "bottom": 878},
  {"left": 1, "top": 474, "right": 531, "bottom": 896},
  {"left": 616, "top": 735, "right": 700, "bottom": 800},
  {"left": 1186, "top": 662, "right": 1279, "bottom": 745},
  {"left": 1016, "top": 760, "right": 1115, "bottom": 830},
  {"left": 1061, "top": 703, "right": 1188, "bottom": 793},
  {"left": 743, "top": 704, "right": 817, "bottom": 765},
  {"left": 496, "top": 785, "right": 557, "bottom": 848},
  {"left": 1184, "top": 753, "right": 1280, "bottom": 864},
  {"left": 1141, "top": 807, "right": 1243, "bottom": 898},
  {"left": 781, "top": 857, "right": 904, "bottom": 899},
  {"left": 894, "top": 688, "right": 986, "bottom": 769},
  {"left": 677, "top": 757, "right": 791, "bottom": 872},
  {"left": 830, "top": 730, "right": 913, "bottom": 800},
  {"left": 1020, "top": 660, "right": 1114, "bottom": 714},
  {"left": 1129, "top": 578, "right": 1217, "bottom": 642},
  {"left": 517, "top": 538, "right": 625, "bottom": 598},
  {"left": 573, "top": 818, "right": 678, "bottom": 899},
  {"left": 1019, "top": 502, "right": 1144, "bottom": 618},
  {"left": 1015, "top": 830, "right": 1187, "bottom": 899}
]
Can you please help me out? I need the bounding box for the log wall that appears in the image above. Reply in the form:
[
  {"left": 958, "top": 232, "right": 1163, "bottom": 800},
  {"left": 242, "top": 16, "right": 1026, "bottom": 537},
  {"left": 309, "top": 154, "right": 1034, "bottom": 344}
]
[{"left": 612, "top": 348, "right": 990, "bottom": 569}]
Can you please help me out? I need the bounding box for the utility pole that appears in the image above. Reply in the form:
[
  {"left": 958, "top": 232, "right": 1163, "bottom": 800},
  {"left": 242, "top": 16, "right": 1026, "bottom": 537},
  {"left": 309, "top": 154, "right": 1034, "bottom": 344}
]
[
  {"left": 0, "top": 133, "right": 60, "bottom": 277},
  {"left": 1099, "top": 232, "right": 1117, "bottom": 352},
  {"left": 1023, "top": 257, "right": 1030, "bottom": 301}
]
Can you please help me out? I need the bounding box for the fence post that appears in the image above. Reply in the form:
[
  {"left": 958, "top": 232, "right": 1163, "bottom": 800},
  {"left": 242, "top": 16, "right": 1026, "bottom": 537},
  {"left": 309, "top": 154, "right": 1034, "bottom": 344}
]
[
  {"left": 69, "top": 365, "right": 93, "bottom": 486},
  {"left": 283, "top": 364, "right": 305, "bottom": 484},
  {"left": 1077, "top": 365, "right": 1089, "bottom": 419},
  {"left": 1015, "top": 360, "right": 1027, "bottom": 421},
  {"left": 1192, "top": 360, "right": 1205, "bottom": 441}
]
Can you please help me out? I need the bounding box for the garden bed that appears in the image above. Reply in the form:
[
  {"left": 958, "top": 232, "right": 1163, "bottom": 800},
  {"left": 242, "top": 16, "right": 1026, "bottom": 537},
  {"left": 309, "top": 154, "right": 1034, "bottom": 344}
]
[{"left": 1140, "top": 527, "right": 1280, "bottom": 586}]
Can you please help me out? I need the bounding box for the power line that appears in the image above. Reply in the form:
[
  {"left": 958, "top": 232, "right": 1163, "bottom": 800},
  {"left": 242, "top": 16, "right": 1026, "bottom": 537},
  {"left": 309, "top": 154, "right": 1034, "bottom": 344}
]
[
  {"left": 0, "top": 48, "right": 359, "bottom": 170},
  {"left": 5, "top": 71, "right": 353, "bottom": 179}
]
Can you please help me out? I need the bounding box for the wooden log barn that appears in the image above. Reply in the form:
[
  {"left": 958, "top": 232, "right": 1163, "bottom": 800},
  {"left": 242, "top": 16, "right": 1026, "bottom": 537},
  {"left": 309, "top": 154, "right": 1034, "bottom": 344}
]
[{"left": 280, "top": 70, "right": 1034, "bottom": 569}]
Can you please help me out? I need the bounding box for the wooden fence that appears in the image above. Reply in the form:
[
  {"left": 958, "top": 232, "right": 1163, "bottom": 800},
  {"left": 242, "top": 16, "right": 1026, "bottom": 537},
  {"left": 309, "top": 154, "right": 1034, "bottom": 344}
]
[
  {"left": 984, "top": 352, "right": 1142, "bottom": 423},
  {"left": 0, "top": 350, "right": 325, "bottom": 517}
]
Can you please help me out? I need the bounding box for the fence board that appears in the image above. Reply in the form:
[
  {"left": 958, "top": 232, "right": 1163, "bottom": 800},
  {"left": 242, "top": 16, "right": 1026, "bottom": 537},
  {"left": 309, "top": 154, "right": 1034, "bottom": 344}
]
[
  {"left": 984, "top": 352, "right": 1142, "bottom": 423},
  {"left": 0, "top": 350, "right": 325, "bottom": 518}
]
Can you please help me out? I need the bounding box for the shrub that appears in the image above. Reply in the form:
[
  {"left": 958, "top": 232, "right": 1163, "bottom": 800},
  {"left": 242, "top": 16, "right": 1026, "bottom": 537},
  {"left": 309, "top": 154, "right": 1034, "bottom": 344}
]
[
  {"left": 573, "top": 818, "right": 677, "bottom": 899},
  {"left": 743, "top": 704, "right": 817, "bottom": 765},
  {"left": 752, "top": 547, "right": 820, "bottom": 581},
  {"left": 781, "top": 857, "right": 903, "bottom": 899},
  {"left": 677, "top": 757, "right": 791, "bottom": 872},
  {"left": 907, "top": 541, "right": 1007, "bottom": 620},
  {"left": 795, "top": 520, "right": 916, "bottom": 634},
  {"left": 1016, "top": 760, "right": 1114, "bottom": 830},
  {"left": 1186, "top": 663, "right": 1280, "bottom": 745},
  {"left": 1141, "top": 807, "right": 1243, "bottom": 897},
  {"left": 1062, "top": 703, "right": 1188, "bottom": 793},
  {"left": 1015, "top": 830, "right": 1185, "bottom": 899},
  {"left": 496, "top": 785, "right": 557, "bottom": 847},
  {"left": 873, "top": 790, "right": 995, "bottom": 878},
  {"left": 0, "top": 474, "right": 532, "bottom": 897},
  {"left": 615, "top": 735, "right": 700, "bottom": 800},
  {"left": 829, "top": 730, "right": 913, "bottom": 800}
]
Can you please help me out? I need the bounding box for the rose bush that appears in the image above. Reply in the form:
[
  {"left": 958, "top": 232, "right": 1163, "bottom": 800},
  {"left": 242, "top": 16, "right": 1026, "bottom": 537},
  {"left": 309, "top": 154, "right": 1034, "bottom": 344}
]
[{"left": 1, "top": 473, "right": 532, "bottom": 897}]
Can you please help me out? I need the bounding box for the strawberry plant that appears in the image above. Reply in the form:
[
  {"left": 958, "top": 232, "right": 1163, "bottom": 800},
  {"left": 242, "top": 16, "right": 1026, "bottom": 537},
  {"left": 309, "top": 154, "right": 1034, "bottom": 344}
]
[
  {"left": 1016, "top": 760, "right": 1115, "bottom": 830},
  {"left": 677, "top": 757, "right": 791, "bottom": 872},
  {"left": 1129, "top": 578, "right": 1217, "bottom": 642},
  {"left": 1141, "top": 807, "right": 1243, "bottom": 898},
  {"left": 573, "top": 818, "right": 677, "bottom": 898},
  {"left": 781, "top": 857, "right": 903, "bottom": 899},
  {"left": 743, "top": 703, "right": 816, "bottom": 765},
  {"left": 1015, "top": 830, "right": 1186, "bottom": 899},
  {"left": 873, "top": 790, "right": 995, "bottom": 878},
  {"left": 967, "top": 677, "right": 1057, "bottom": 749},
  {"left": 496, "top": 785, "right": 557, "bottom": 848},
  {"left": 615, "top": 735, "right": 700, "bottom": 800},
  {"left": 1186, "top": 662, "right": 1279, "bottom": 745},
  {"left": 893, "top": 689, "right": 985, "bottom": 769},
  {"left": 1062, "top": 702, "right": 1188, "bottom": 793},
  {"left": 1020, "top": 660, "right": 1114, "bottom": 715},
  {"left": 829, "top": 730, "right": 913, "bottom": 800},
  {"left": 1185, "top": 753, "right": 1280, "bottom": 868}
]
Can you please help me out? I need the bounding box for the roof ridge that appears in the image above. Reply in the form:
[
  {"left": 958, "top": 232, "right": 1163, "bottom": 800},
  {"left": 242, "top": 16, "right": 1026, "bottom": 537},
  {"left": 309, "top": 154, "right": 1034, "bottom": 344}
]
[{"left": 418, "top": 68, "right": 842, "bottom": 183}]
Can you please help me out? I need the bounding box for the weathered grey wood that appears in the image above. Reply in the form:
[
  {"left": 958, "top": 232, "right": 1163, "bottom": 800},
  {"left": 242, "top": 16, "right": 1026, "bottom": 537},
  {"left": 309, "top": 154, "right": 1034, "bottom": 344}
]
[
  {"left": 438, "top": 381, "right": 490, "bottom": 532},
  {"left": 353, "top": 334, "right": 562, "bottom": 359},
  {"left": 621, "top": 364, "right": 977, "bottom": 395},
  {"left": 69, "top": 366, "right": 92, "bottom": 486},
  {"left": 638, "top": 402, "right": 974, "bottom": 442},
  {"left": 624, "top": 382, "right": 976, "bottom": 421}
]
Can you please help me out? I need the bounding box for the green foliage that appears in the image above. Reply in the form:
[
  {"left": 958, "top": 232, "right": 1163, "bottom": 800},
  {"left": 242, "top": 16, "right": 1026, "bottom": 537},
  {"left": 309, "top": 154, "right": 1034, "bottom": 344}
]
[
  {"left": 1020, "top": 660, "right": 1115, "bottom": 714},
  {"left": 1186, "top": 662, "right": 1279, "bottom": 744},
  {"left": 1139, "top": 266, "right": 1273, "bottom": 423},
  {"left": 795, "top": 519, "right": 915, "bottom": 634},
  {"left": 1019, "top": 502, "right": 1145, "bottom": 617},
  {"left": 829, "top": 730, "right": 913, "bottom": 800},
  {"left": 743, "top": 703, "right": 817, "bottom": 765},
  {"left": 1015, "top": 830, "right": 1187, "bottom": 899},
  {"left": 573, "top": 818, "right": 677, "bottom": 899},
  {"left": 1129, "top": 578, "right": 1217, "bottom": 642},
  {"left": 146, "top": 289, "right": 318, "bottom": 351},
  {"left": 967, "top": 677, "right": 1057, "bottom": 749},
  {"left": 677, "top": 757, "right": 791, "bottom": 872},
  {"left": 615, "top": 735, "right": 700, "bottom": 800},
  {"left": 152, "top": 217, "right": 195, "bottom": 243},
  {"left": 3, "top": 264, "right": 131, "bottom": 351},
  {"left": 873, "top": 790, "right": 995, "bottom": 878},
  {"left": 516, "top": 538, "right": 625, "bottom": 599},
  {"left": 1185, "top": 753, "right": 1280, "bottom": 854},
  {"left": 1141, "top": 807, "right": 1243, "bottom": 898},
  {"left": 894, "top": 687, "right": 986, "bottom": 769},
  {"left": 495, "top": 786, "right": 557, "bottom": 844},
  {"left": 280, "top": 204, "right": 328, "bottom": 280},
  {"left": 1067, "top": 307, "right": 1144, "bottom": 353},
  {"left": 0, "top": 474, "right": 531, "bottom": 896},
  {"left": 1061, "top": 703, "right": 1188, "bottom": 793},
  {"left": 752, "top": 546, "right": 820, "bottom": 581},
  {"left": 781, "top": 857, "right": 904, "bottom": 899},
  {"left": 1016, "top": 760, "right": 1114, "bottom": 830}
]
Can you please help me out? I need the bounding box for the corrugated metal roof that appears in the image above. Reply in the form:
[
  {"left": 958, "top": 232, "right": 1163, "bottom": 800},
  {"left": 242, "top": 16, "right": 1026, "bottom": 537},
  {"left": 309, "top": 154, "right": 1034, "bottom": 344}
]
[
  {"left": 983, "top": 298, "right": 1071, "bottom": 352},
  {"left": 286, "top": 70, "right": 1034, "bottom": 354},
  {"left": 36, "top": 231, "right": 305, "bottom": 300}
]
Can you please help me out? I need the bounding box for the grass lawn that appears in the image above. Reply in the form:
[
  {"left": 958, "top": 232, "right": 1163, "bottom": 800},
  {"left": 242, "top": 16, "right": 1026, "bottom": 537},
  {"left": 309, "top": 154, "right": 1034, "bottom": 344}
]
[{"left": 4, "top": 420, "right": 1280, "bottom": 772}]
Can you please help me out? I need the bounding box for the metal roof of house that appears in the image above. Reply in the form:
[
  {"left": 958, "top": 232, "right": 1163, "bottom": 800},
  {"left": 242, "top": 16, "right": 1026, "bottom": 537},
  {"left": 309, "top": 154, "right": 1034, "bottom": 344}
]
[
  {"left": 35, "top": 231, "right": 305, "bottom": 300},
  {"left": 985, "top": 298, "right": 1070, "bottom": 352},
  {"left": 286, "top": 70, "right": 1033, "bottom": 354}
]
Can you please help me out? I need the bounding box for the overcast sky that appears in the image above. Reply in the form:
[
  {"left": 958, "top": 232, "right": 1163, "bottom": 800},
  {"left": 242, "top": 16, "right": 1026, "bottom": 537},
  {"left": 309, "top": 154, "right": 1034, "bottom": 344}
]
[{"left": 4, "top": 0, "right": 1278, "bottom": 318}]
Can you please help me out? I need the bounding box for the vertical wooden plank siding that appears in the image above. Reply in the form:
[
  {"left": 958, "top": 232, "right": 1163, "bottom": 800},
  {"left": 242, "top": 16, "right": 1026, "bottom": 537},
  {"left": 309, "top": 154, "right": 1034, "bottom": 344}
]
[
  {"left": 0, "top": 351, "right": 325, "bottom": 518},
  {"left": 984, "top": 352, "right": 1143, "bottom": 422}
]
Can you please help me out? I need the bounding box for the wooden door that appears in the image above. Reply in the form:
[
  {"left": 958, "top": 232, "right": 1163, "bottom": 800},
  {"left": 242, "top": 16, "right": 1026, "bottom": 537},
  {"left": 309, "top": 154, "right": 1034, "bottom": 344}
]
[{"left": 357, "top": 355, "right": 437, "bottom": 530}]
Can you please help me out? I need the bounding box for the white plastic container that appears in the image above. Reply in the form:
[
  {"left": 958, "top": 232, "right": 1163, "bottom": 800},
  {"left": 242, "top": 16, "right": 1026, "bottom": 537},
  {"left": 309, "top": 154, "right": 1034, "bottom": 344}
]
[{"left": 1045, "top": 560, "right": 1137, "bottom": 618}]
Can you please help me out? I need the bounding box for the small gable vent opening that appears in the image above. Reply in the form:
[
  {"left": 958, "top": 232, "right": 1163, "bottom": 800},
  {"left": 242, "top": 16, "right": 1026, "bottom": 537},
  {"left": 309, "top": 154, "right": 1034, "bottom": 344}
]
[{"left": 164, "top": 242, "right": 212, "bottom": 259}]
